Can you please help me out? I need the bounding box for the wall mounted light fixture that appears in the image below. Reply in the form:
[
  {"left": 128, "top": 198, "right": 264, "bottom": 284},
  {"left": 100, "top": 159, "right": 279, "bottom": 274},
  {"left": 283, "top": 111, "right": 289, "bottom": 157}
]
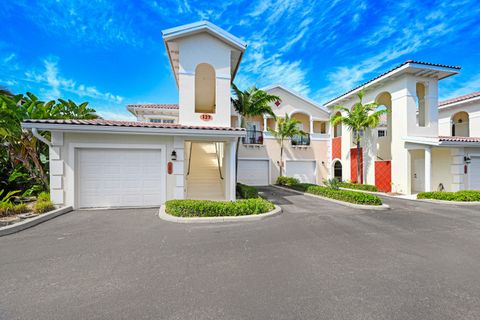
[{"left": 171, "top": 150, "right": 177, "bottom": 161}]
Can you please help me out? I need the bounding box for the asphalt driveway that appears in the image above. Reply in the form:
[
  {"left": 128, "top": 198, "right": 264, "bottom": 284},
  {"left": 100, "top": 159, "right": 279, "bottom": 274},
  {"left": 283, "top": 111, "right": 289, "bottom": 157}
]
[{"left": 1, "top": 187, "right": 480, "bottom": 320}]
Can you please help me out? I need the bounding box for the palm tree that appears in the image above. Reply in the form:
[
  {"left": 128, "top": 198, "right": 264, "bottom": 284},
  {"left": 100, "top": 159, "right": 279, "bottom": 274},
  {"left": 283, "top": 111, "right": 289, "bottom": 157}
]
[
  {"left": 231, "top": 84, "right": 280, "bottom": 182},
  {"left": 268, "top": 113, "right": 306, "bottom": 177},
  {"left": 330, "top": 88, "right": 387, "bottom": 184}
]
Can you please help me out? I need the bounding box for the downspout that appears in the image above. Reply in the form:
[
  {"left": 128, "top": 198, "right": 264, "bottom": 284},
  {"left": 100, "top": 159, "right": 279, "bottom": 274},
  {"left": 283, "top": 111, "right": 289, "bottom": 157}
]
[{"left": 32, "top": 127, "right": 52, "bottom": 147}]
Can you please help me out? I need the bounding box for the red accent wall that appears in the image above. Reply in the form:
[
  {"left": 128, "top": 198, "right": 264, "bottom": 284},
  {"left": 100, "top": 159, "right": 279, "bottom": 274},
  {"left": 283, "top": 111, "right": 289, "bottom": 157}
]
[
  {"left": 375, "top": 161, "right": 391, "bottom": 192},
  {"left": 350, "top": 148, "right": 363, "bottom": 183},
  {"left": 332, "top": 137, "right": 341, "bottom": 159}
]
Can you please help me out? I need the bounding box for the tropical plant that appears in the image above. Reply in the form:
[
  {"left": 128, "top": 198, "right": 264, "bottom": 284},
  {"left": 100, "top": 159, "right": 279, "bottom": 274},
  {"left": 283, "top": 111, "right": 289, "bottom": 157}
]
[
  {"left": 0, "top": 91, "right": 99, "bottom": 192},
  {"left": 323, "top": 178, "right": 340, "bottom": 190},
  {"left": 231, "top": 84, "right": 280, "bottom": 182},
  {"left": 330, "top": 88, "right": 388, "bottom": 184},
  {"left": 268, "top": 114, "right": 306, "bottom": 177}
]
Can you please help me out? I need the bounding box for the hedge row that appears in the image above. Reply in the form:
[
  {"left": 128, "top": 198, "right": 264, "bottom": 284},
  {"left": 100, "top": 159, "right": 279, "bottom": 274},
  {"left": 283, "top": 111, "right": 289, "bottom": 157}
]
[
  {"left": 236, "top": 183, "right": 259, "bottom": 199},
  {"left": 417, "top": 190, "right": 480, "bottom": 202},
  {"left": 276, "top": 176, "right": 300, "bottom": 186},
  {"left": 339, "top": 182, "right": 378, "bottom": 192},
  {"left": 165, "top": 198, "right": 275, "bottom": 217},
  {"left": 286, "top": 182, "right": 382, "bottom": 206}
]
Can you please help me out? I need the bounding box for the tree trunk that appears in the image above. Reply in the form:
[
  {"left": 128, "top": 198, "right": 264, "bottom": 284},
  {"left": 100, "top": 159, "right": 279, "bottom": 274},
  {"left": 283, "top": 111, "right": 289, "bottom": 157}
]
[
  {"left": 356, "top": 139, "right": 362, "bottom": 184},
  {"left": 280, "top": 138, "right": 284, "bottom": 177}
]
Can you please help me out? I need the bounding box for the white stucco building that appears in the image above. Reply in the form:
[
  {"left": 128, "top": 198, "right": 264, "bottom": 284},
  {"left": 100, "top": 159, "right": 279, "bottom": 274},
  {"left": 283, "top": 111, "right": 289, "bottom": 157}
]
[{"left": 22, "top": 20, "right": 480, "bottom": 209}]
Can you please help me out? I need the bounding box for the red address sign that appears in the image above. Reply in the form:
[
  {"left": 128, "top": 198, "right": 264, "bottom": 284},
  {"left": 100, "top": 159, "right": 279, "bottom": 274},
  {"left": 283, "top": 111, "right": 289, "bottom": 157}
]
[{"left": 200, "top": 114, "right": 213, "bottom": 121}]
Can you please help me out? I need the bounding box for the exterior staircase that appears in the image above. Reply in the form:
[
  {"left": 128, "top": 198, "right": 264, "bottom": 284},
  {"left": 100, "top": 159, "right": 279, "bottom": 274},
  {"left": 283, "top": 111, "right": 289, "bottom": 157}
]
[{"left": 187, "top": 143, "right": 225, "bottom": 200}]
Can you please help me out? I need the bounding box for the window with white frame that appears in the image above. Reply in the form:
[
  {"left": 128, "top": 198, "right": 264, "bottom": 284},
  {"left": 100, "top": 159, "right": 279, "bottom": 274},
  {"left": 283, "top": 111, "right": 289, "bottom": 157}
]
[{"left": 377, "top": 129, "right": 386, "bottom": 137}]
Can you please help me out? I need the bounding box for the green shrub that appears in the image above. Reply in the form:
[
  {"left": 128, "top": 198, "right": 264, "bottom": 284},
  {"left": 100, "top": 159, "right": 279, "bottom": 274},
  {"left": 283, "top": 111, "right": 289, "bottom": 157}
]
[
  {"left": 34, "top": 200, "right": 55, "bottom": 213},
  {"left": 236, "top": 183, "right": 259, "bottom": 199},
  {"left": 0, "top": 202, "right": 13, "bottom": 217},
  {"left": 12, "top": 203, "right": 29, "bottom": 214},
  {"left": 37, "top": 192, "right": 50, "bottom": 202},
  {"left": 338, "top": 182, "right": 378, "bottom": 192},
  {"left": 165, "top": 198, "right": 275, "bottom": 217},
  {"left": 417, "top": 190, "right": 480, "bottom": 202},
  {"left": 276, "top": 176, "right": 299, "bottom": 186},
  {"left": 323, "top": 178, "right": 340, "bottom": 190},
  {"left": 288, "top": 183, "right": 381, "bottom": 205},
  {"left": 0, "top": 202, "right": 30, "bottom": 217}
]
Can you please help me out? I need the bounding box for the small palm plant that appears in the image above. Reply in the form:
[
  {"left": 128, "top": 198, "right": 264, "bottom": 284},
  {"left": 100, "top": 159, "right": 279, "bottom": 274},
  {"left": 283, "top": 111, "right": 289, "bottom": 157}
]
[
  {"left": 268, "top": 114, "right": 306, "bottom": 177},
  {"left": 330, "top": 88, "right": 387, "bottom": 184}
]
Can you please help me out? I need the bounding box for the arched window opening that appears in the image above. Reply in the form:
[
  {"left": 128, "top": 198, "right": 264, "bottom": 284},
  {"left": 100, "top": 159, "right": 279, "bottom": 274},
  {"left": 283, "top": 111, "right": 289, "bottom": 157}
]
[
  {"left": 195, "top": 63, "right": 216, "bottom": 113},
  {"left": 451, "top": 111, "right": 469, "bottom": 137},
  {"left": 416, "top": 83, "right": 427, "bottom": 127},
  {"left": 333, "top": 112, "right": 342, "bottom": 137},
  {"left": 333, "top": 161, "right": 343, "bottom": 181}
]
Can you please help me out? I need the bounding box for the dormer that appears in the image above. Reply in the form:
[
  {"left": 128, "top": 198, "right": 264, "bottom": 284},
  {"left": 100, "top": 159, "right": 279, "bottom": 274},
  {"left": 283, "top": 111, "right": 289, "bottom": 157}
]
[{"left": 162, "top": 21, "right": 247, "bottom": 127}]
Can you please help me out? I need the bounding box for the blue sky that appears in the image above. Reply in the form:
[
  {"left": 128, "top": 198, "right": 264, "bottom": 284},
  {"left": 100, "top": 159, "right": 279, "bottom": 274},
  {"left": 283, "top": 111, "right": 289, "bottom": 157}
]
[{"left": 1, "top": 0, "right": 479, "bottom": 120}]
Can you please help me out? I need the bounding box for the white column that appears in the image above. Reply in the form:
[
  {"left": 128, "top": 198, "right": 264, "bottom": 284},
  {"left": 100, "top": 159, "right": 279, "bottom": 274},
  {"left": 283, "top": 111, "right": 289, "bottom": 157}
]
[
  {"left": 227, "top": 140, "right": 237, "bottom": 201},
  {"left": 425, "top": 146, "right": 432, "bottom": 192},
  {"left": 309, "top": 116, "right": 314, "bottom": 134},
  {"left": 237, "top": 115, "right": 241, "bottom": 127},
  {"left": 451, "top": 147, "right": 465, "bottom": 191},
  {"left": 263, "top": 116, "right": 268, "bottom": 132}
]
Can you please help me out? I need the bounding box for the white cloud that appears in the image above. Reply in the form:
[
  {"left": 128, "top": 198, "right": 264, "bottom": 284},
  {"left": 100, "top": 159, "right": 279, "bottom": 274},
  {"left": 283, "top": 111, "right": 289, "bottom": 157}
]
[{"left": 25, "top": 58, "right": 124, "bottom": 104}]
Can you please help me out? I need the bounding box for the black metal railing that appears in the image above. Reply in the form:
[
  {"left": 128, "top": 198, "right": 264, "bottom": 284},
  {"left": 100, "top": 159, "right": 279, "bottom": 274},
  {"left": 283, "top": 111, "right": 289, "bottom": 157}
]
[
  {"left": 242, "top": 130, "right": 264, "bottom": 145},
  {"left": 291, "top": 133, "right": 310, "bottom": 146}
]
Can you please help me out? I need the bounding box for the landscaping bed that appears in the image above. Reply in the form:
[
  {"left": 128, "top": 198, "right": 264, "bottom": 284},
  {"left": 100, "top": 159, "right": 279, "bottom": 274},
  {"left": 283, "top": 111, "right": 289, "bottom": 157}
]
[
  {"left": 339, "top": 182, "right": 378, "bottom": 192},
  {"left": 277, "top": 177, "right": 383, "bottom": 206},
  {"left": 0, "top": 191, "right": 55, "bottom": 227},
  {"left": 165, "top": 198, "right": 275, "bottom": 218},
  {"left": 164, "top": 183, "right": 276, "bottom": 218},
  {"left": 417, "top": 190, "right": 480, "bottom": 202}
]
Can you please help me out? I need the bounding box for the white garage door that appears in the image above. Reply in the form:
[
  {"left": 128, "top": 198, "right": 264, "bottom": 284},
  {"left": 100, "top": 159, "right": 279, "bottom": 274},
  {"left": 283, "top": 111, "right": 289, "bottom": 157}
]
[
  {"left": 238, "top": 159, "right": 269, "bottom": 186},
  {"left": 469, "top": 156, "right": 480, "bottom": 190},
  {"left": 78, "top": 148, "right": 164, "bottom": 208},
  {"left": 286, "top": 160, "right": 316, "bottom": 184}
]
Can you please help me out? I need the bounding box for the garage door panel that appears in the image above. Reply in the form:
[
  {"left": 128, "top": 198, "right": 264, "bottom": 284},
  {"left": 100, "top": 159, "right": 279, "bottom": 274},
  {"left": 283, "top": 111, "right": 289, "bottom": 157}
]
[
  {"left": 78, "top": 148, "right": 164, "bottom": 208},
  {"left": 470, "top": 157, "right": 480, "bottom": 190},
  {"left": 286, "top": 161, "right": 316, "bottom": 184},
  {"left": 238, "top": 160, "right": 269, "bottom": 186}
]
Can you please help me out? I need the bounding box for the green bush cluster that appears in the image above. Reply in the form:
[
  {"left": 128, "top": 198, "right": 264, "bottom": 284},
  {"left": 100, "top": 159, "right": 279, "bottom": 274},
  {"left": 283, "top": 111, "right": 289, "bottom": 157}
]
[
  {"left": 0, "top": 202, "right": 30, "bottom": 217},
  {"left": 417, "top": 190, "right": 480, "bottom": 202},
  {"left": 286, "top": 181, "right": 382, "bottom": 206},
  {"left": 339, "top": 182, "right": 378, "bottom": 192},
  {"left": 165, "top": 198, "right": 275, "bottom": 217},
  {"left": 34, "top": 192, "right": 55, "bottom": 214},
  {"left": 236, "top": 183, "right": 259, "bottom": 199},
  {"left": 276, "top": 176, "right": 299, "bottom": 186}
]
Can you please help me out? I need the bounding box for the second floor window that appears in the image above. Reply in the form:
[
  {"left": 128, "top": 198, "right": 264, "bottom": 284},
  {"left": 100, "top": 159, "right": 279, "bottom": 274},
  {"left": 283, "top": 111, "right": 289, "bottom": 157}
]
[
  {"left": 150, "top": 119, "right": 175, "bottom": 124},
  {"left": 378, "top": 129, "right": 386, "bottom": 137}
]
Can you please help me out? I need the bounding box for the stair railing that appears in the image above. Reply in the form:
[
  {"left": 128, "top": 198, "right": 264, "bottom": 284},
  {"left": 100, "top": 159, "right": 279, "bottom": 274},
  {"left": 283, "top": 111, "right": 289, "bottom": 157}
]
[
  {"left": 187, "top": 142, "right": 193, "bottom": 176},
  {"left": 214, "top": 143, "right": 224, "bottom": 180}
]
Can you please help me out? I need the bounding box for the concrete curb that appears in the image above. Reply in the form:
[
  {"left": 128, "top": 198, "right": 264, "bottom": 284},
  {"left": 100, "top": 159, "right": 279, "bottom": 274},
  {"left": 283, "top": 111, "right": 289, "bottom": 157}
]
[
  {"left": 158, "top": 204, "right": 282, "bottom": 224},
  {"left": 0, "top": 206, "right": 73, "bottom": 237},
  {"left": 272, "top": 185, "right": 390, "bottom": 210},
  {"left": 401, "top": 197, "right": 480, "bottom": 206}
]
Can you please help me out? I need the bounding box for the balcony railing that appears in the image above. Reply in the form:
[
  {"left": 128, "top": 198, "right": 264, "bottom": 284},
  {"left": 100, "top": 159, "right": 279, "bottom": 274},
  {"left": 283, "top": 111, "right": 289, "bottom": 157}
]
[
  {"left": 242, "top": 130, "right": 264, "bottom": 145},
  {"left": 291, "top": 133, "right": 310, "bottom": 146}
]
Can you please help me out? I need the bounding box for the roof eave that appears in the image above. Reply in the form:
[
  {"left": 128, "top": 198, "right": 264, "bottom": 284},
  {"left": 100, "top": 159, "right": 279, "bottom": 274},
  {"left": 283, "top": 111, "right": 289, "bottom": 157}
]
[
  {"left": 21, "top": 122, "right": 246, "bottom": 137},
  {"left": 262, "top": 84, "right": 329, "bottom": 114},
  {"left": 439, "top": 95, "right": 480, "bottom": 110},
  {"left": 324, "top": 62, "right": 460, "bottom": 108}
]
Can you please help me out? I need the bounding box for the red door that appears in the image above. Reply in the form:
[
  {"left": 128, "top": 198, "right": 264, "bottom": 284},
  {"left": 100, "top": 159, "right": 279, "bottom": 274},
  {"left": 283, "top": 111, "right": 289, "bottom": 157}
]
[
  {"left": 350, "top": 148, "right": 363, "bottom": 183},
  {"left": 375, "top": 161, "right": 391, "bottom": 192}
]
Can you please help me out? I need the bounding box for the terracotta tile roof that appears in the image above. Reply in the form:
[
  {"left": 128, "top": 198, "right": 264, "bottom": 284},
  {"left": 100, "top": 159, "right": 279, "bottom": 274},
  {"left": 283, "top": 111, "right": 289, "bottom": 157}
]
[
  {"left": 439, "top": 136, "right": 480, "bottom": 143},
  {"left": 324, "top": 60, "right": 461, "bottom": 106},
  {"left": 127, "top": 104, "right": 179, "bottom": 109},
  {"left": 439, "top": 92, "right": 480, "bottom": 107},
  {"left": 23, "top": 119, "right": 245, "bottom": 131}
]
